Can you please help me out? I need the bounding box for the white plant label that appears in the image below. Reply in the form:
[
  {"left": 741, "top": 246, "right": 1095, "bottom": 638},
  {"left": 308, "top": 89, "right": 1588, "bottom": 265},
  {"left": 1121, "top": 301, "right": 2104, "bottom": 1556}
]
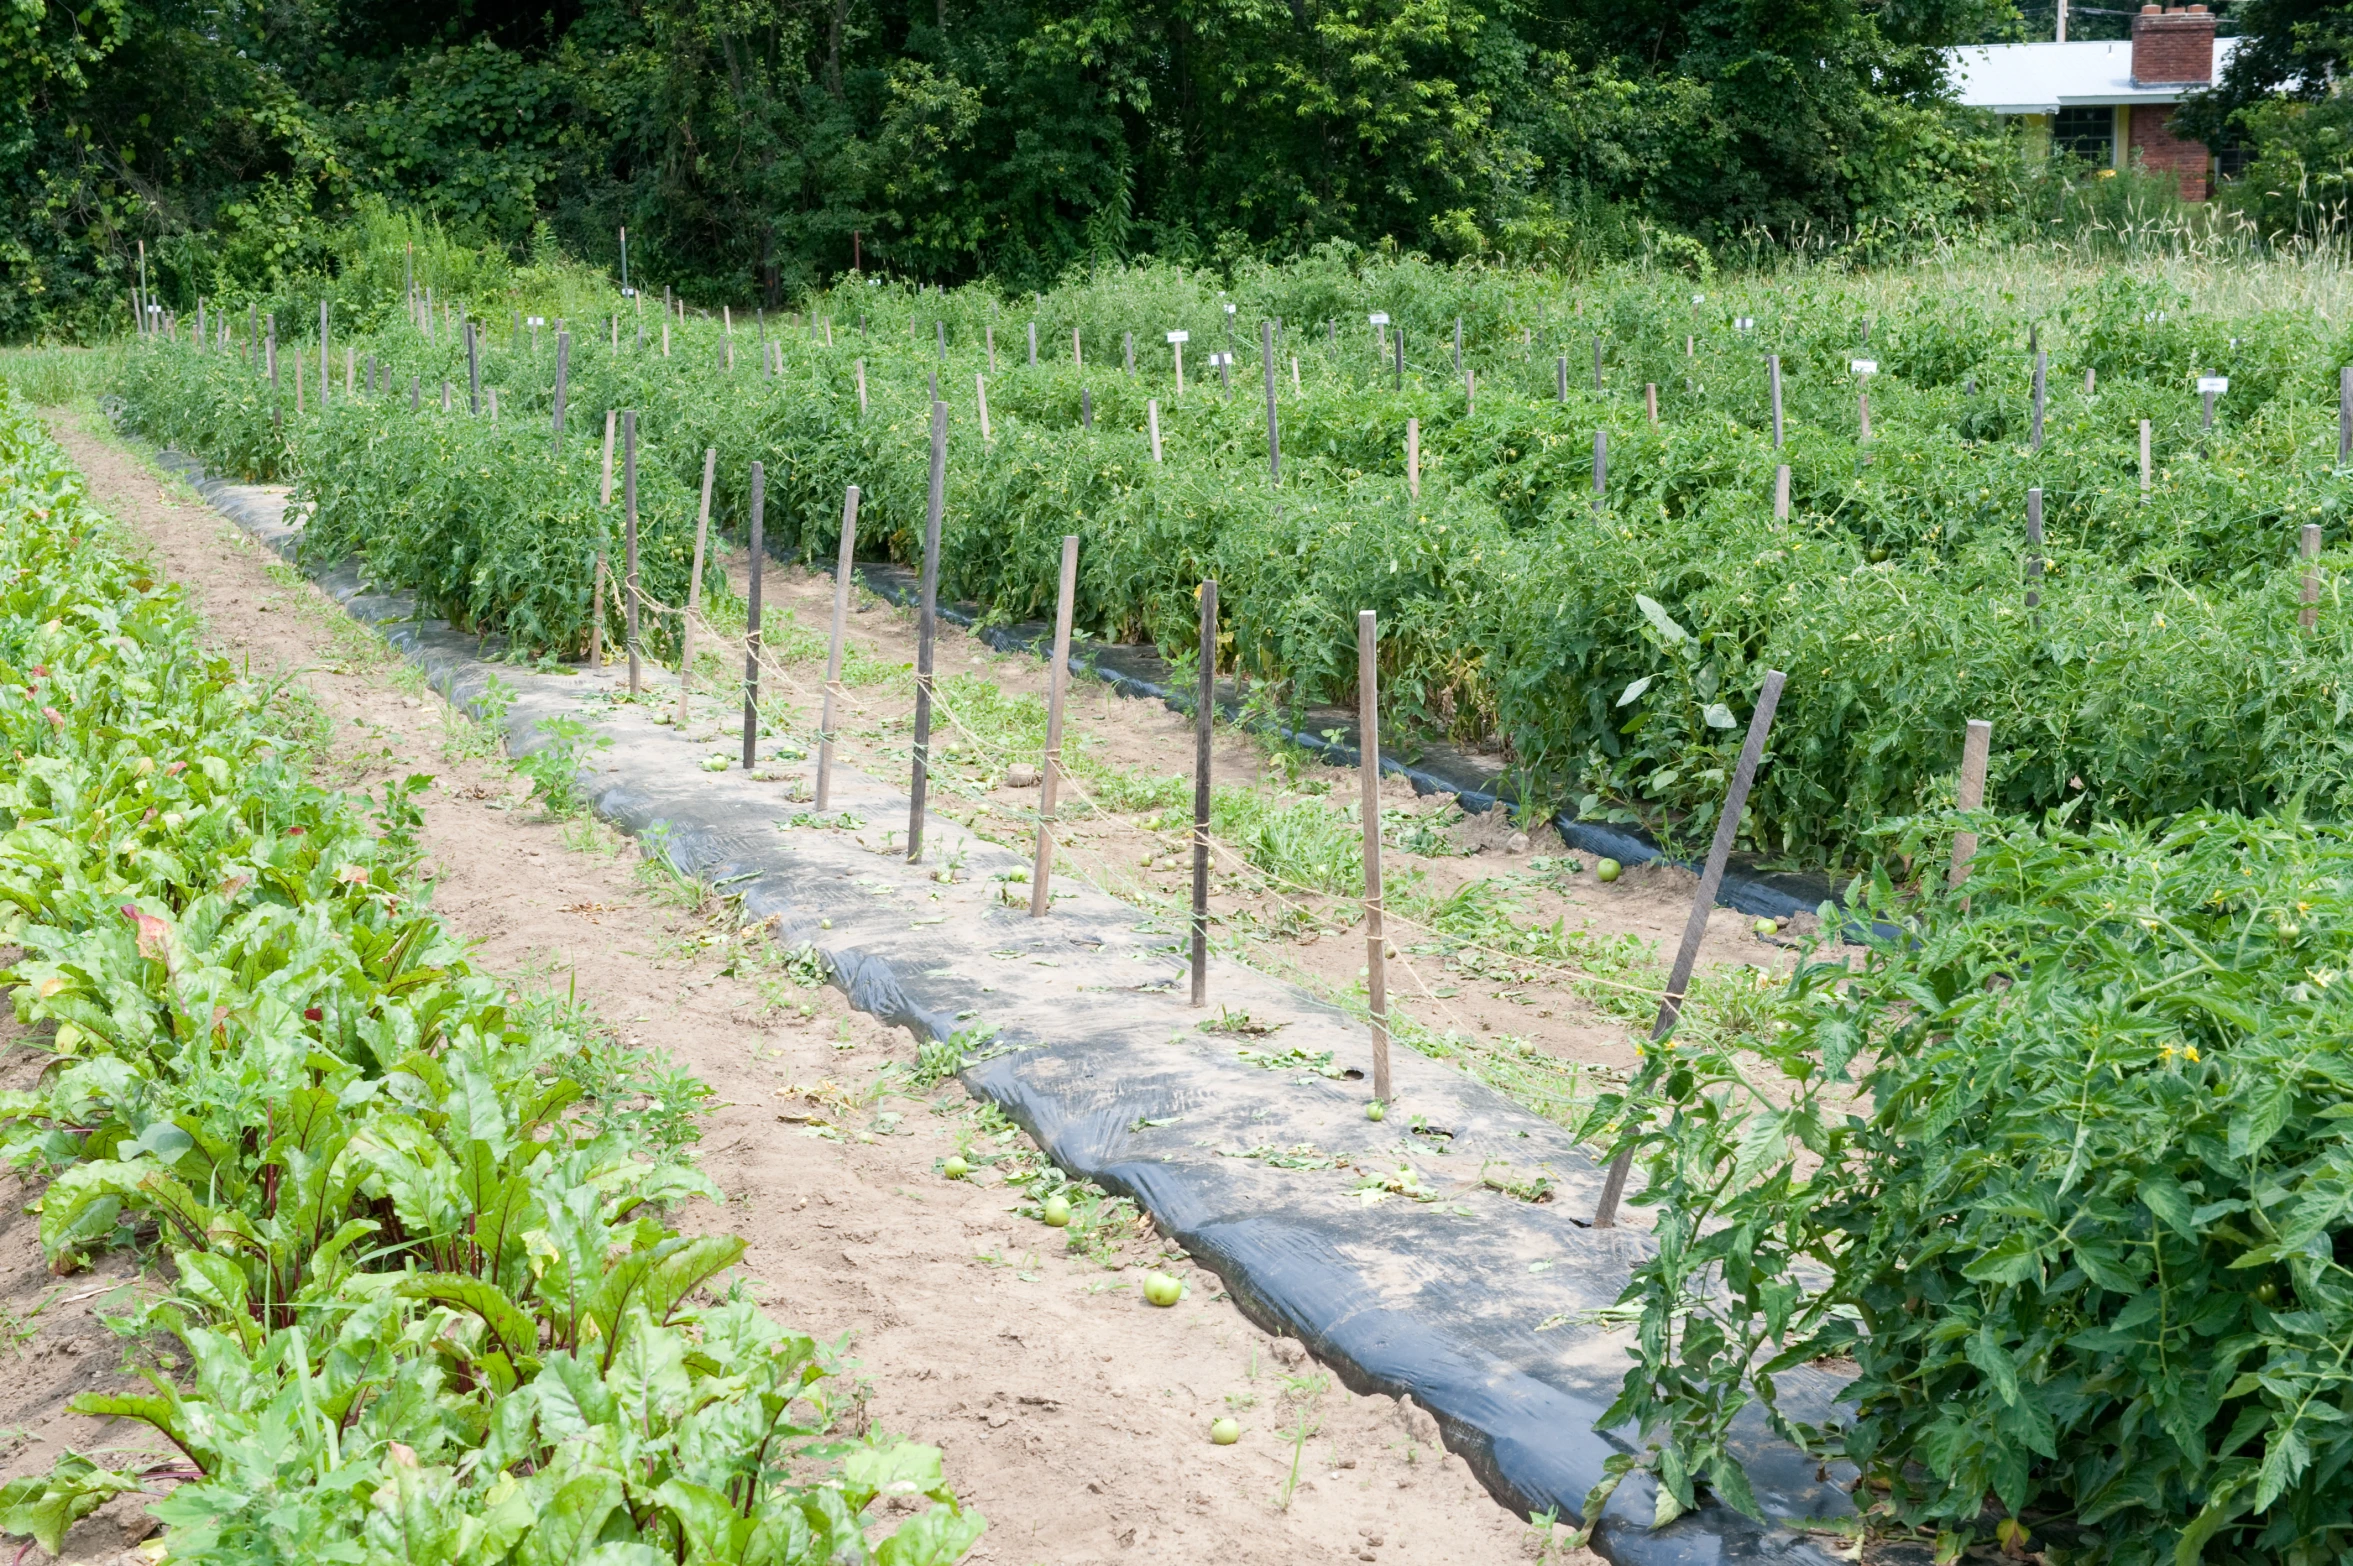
[
  {"left": 1851, "top": 359, "right": 1878, "bottom": 376},
  {"left": 1166, "top": 330, "right": 1189, "bottom": 344},
  {"left": 1368, "top": 313, "right": 1390, "bottom": 326},
  {"left": 2197, "top": 376, "right": 2229, "bottom": 394}
]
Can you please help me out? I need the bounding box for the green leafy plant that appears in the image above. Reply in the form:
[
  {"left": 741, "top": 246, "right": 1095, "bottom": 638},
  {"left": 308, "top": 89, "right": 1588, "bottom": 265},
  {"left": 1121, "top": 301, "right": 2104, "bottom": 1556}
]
[
  {"left": 0, "top": 391, "right": 985, "bottom": 1566},
  {"left": 1586, "top": 806, "right": 2353, "bottom": 1562}
]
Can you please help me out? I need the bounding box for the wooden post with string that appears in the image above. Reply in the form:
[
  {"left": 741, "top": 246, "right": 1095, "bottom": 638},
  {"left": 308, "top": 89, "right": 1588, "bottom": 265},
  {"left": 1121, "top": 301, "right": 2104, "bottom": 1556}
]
[
  {"left": 1190, "top": 579, "right": 1217, "bottom": 1006},
  {"left": 1407, "top": 418, "right": 1420, "bottom": 500},
  {"left": 676, "top": 448, "right": 717, "bottom": 725},
  {"left": 743, "top": 464, "right": 765, "bottom": 769},
  {"left": 592, "top": 412, "right": 616, "bottom": 669},
  {"left": 1359, "top": 610, "right": 1391, "bottom": 1104},
  {"left": 815, "top": 486, "right": 861, "bottom": 811},
  {"left": 1592, "top": 670, "right": 1788, "bottom": 1229},
  {"left": 908, "top": 401, "right": 947, "bottom": 862},
  {"left": 1030, "top": 536, "right": 1081, "bottom": 917}
]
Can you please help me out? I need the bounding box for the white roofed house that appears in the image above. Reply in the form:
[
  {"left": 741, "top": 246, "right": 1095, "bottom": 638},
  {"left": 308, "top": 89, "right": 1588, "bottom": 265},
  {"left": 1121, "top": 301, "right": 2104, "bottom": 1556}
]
[{"left": 1946, "top": 7, "right": 2236, "bottom": 199}]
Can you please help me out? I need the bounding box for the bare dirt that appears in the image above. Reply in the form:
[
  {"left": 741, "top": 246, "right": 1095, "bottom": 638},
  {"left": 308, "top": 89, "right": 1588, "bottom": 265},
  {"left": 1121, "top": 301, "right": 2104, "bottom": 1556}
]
[{"left": 18, "top": 409, "right": 1626, "bottom": 1564}]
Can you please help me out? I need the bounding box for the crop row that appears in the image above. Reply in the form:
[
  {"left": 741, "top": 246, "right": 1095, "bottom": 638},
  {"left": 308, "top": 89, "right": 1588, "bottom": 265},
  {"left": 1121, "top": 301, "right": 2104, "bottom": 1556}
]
[
  {"left": 0, "top": 389, "right": 983, "bottom": 1565},
  {"left": 113, "top": 265, "right": 2353, "bottom": 869}
]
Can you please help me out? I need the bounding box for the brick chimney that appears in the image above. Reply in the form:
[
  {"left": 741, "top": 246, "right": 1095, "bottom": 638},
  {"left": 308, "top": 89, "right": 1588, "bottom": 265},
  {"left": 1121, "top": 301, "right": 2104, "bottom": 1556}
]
[{"left": 2132, "top": 4, "right": 2216, "bottom": 87}]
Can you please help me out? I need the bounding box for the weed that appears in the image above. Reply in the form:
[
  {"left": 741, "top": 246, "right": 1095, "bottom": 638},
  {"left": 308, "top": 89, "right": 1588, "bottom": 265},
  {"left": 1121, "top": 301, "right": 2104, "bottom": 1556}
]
[{"left": 512, "top": 711, "right": 611, "bottom": 817}]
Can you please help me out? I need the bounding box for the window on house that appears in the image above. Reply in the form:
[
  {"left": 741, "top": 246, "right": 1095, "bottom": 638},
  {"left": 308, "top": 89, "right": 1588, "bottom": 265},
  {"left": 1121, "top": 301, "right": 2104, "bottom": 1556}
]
[{"left": 2054, "top": 106, "right": 2115, "bottom": 164}]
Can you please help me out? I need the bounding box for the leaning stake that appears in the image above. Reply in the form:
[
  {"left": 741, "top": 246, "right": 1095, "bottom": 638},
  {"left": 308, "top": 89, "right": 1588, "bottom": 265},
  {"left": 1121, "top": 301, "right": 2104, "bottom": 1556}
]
[
  {"left": 814, "top": 486, "right": 861, "bottom": 811},
  {"left": 1359, "top": 610, "right": 1391, "bottom": 1104},
  {"left": 1767, "top": 354, "right": 1784, "bottom": 447},
  {"left": 743, "top": 464, "right": 766, "bottom": 769},
  {"left": 1190, "top": 579, "right": 1217, "bottom": 1007},
  {"left": 908, "top": 401, "right": 946, "bottom": 862},
  {"left": 1030, "top": 535, "right": 1081, "bottom": 918},
  {"left": 1592, "top": 669, "right": 1788, "bottom": 1229},
  {"left": 677, "top": 447, "right": 717, "bottom": 725}
]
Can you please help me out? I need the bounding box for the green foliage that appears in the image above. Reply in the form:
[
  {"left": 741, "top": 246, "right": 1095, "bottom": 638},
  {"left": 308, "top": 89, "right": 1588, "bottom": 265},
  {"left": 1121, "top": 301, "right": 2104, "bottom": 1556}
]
[
  {"left": 0, "top": 388, "right": 983, "bottom": 1565},
  {"left": 97, "top": 256, "right": 2353, "bottom": 872},
  {"left": 3, "top": 0, "right": 2025, "bottom": 339},
  {"left": 1587, "top": 808, "right": 2353, "bottom": 1561}
]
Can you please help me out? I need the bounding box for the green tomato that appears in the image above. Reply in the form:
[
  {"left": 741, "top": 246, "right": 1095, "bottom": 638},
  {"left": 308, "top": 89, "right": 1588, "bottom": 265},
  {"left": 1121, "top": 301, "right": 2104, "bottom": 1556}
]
[
  {"left": 1365, "top": 1100, "right": 1386, "bottom": 1123},
  {"left": 1753, "top": 917, "right": 1779, "bottom": 937},
  {"left": 1143, "top": 1271, "right": 1183, "bottom": 1307},
  {"left": 943, "top": 1155, "right": 970, "bottom": 1180},
  {"left": 1041, "top": 1194, "right": 1072, "bottom": 1227},
  {"left": 1210, "top": 1418, "right": 1241, "bottom": 1445},
  {"left": 2256, "top": 1281, "right": 2280, "bottom": 1305},
  {"left": 1595, "top": 857, "right": 1622, "bottom": 884}
]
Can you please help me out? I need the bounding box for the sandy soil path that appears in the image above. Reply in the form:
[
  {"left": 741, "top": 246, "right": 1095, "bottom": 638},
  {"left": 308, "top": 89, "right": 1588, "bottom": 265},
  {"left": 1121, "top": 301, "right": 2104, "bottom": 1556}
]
[{"left": 16, "top": 408, "right": 1605, "bottom": 1565}]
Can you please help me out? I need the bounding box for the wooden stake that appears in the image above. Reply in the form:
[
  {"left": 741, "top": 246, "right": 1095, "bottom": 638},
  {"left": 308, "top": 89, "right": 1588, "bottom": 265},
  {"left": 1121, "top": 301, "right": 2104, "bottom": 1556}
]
[
  {"left": 976, "top": 374, "right": 991, "bottom": 442},
  {"left": 624, "top": 411, "right": 642, "bottom": 695},
  {"left": 1174, "top": 339, "right": 1185, "bottom": 396},
  {"left": 2340, "top": 368, "right": 2351, "bottom": 465},
  {"left": 551, "top": 332, "right": 571, "bottom": 455},
  {"left": 743, "top": 463, "right": 765, "bottom": 768},
  {"left": 1592, "top": 669, "right": 1787, "bottom": 1228},
  {"left": 2025, "top": 486, "right": 2044, "bottom": 631},
  {"left": 908, "top": 401, "right": 946, "bottom": 862},
  {"left": 677, "top": 447, "right": 717, "bottom": 725},
  {"left": 2303, "top": 523, "right": 2323, "bottom": 633},
  {"left": 1592, "top": 430, "right": 1606, "bottom": 515},
  {"left": 1359, "top": 609, "right": 1391, "bottom": 1104},
  {"left": 1081, "top": 385, "right": 1093, "bottom": 431},
  {"left": 1028, "top": 321, "right": 1038, "bottom": 367},
  {"left": 1263, "top": 320, "right": 1280, "bottom": 483},
  {"left": 1148, "top": 399, "right": 1163, "bottom": 462},
  {"left": 1072, "top": 326, "right": 1083, "bottom": 368},
  {"left": 590, "top": 414, "right": 615, "bottom": 671},
  {"left": 2031, "top": 351, "right": 2047, "bottom": 451},
  {"left": 1406, "top": 418, "right": 1420, "bottom": 500},
  {"left": 2084, "top": 367, "right": 2096, "bottom": 395},
  {"left": 1775, "top": 464, "right": 1790, "bottom": 521},
  {"left": 815, "top": 486, "right": 861, "bottom": 811},
  {"left": 2140, "top": 419, "right": 2152, "bottom": 497},
  {"left": 1949, "top": 718, "right": 1992, "bottom": 886},
  {"left": 1645, "top": 383, "right": 1658, "bottom": 428},
  {"left": 1190, "top": 579, "right": 1217, "bottom": 1007},
  {"left": 1291, "top": 355, "right": 1300, "bottom": 393},
  {"left": 856, "top": 357, "right": 868, "bottom": 416},
  {"left": 1767, "top": 354, "right": 1783, "bottom": 447},
  {"left": 1031, "top": 534, "right": 1081, "bottom": 917}
]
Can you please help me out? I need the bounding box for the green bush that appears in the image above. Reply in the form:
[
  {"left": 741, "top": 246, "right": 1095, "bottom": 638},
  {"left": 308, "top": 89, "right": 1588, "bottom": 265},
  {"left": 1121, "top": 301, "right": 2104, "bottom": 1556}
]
[{"left": 1586, "top": 808, "right": 2353, "bottom": 1562}]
